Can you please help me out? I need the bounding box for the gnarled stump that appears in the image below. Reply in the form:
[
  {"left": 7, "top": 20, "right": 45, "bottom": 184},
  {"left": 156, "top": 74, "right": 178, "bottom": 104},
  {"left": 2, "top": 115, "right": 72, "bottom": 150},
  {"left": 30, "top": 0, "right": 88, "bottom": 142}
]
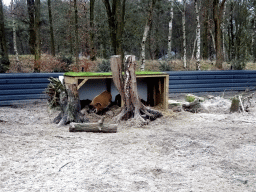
[
  {"left": 51, "top": 83, "right": 87, "bottom": 126},
  {"left": 110, "top": 55, "right": 162, "bottom": 126}
]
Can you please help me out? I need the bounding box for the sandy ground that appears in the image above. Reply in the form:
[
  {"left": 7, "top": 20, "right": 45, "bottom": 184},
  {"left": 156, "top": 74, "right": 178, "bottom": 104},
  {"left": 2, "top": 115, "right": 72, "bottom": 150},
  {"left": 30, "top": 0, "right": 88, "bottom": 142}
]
[{"left": 1, "top": 93, "right": 256, "bottom": 192}]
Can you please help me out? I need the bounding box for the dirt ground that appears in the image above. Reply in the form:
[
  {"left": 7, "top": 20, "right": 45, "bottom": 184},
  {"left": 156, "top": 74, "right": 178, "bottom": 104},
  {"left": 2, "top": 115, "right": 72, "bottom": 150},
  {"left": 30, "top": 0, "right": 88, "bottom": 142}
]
[{"left": 1, "top": 92, "right": 256, "bottom": 192}]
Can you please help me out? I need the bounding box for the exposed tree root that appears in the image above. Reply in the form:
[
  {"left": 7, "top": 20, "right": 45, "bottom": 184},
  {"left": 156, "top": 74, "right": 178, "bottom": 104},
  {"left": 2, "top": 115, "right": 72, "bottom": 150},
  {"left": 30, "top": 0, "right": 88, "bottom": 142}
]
[{"left": 113, "top": 105, "right": 162, "bottom": 126}]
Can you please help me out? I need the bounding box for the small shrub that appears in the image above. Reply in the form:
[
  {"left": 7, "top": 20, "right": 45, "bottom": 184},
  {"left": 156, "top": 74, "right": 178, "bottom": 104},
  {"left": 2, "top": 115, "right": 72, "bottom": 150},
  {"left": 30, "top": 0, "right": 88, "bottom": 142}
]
[
  {"left": 80, "top": 59, "right": 94, "bottom": 72},
  {"left": 159, "top": 61, "right": 172, "bottom": 71},
  {"left": 58, "top": 55, "right": 73, "bottom": 66},
  {"left": 40, "top": 54, "right": 68, "bottom": 72},
  {"left": 96, "top": 59, "right": 111, "bottom": 72},
  {"left": 231, "top": 59, "right": 246, "bottom": 70}
]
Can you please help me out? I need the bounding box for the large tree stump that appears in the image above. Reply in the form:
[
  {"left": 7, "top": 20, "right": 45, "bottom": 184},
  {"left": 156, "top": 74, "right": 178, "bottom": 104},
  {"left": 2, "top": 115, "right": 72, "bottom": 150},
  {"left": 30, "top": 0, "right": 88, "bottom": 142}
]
[
  {"left": 46, "top": 78, "right": 88, "bottom": 126},
  {"left": 58, "top": 83, "right": 87, "bottom": 126},
  {"left": 110, "top": 55, "right": 162, "bottom": 125}
]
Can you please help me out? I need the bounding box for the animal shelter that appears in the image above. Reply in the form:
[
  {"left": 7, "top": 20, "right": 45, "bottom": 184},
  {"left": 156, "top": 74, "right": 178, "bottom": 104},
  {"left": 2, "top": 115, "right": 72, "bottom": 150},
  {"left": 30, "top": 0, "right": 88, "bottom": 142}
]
[{"left": 64, "top": 72, "right": 169, "bottom": 109}]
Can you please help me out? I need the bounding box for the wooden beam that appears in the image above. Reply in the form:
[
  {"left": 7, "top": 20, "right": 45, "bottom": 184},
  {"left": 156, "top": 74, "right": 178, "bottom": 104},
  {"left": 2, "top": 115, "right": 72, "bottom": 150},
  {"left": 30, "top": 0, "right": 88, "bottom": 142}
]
[
  {"left": 64, "top": 76, "right": 78, "bottom": 85},
  {"left": 77, "top": 78, "right": 88, "bottom": 90}
]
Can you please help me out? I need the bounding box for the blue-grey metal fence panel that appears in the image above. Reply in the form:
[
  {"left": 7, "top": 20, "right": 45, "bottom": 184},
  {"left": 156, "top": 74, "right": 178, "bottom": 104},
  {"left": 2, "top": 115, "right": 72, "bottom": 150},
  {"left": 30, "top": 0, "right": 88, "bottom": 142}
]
[
  {"left": 1, "top": 71, "right": 256, "bottom": 106},
  {"left": 166, "top": 70, "right": 256, "bottom": 94},
  {"left": 0, "top": 73, "right": 64, "bottom": 106}
]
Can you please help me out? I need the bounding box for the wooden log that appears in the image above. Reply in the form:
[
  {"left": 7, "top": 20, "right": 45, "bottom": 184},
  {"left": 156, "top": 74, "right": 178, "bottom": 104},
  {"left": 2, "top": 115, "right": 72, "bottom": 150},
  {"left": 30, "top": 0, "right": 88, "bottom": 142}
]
[{"left": 69, "top": 122, "right": 118, "bottom": 133}]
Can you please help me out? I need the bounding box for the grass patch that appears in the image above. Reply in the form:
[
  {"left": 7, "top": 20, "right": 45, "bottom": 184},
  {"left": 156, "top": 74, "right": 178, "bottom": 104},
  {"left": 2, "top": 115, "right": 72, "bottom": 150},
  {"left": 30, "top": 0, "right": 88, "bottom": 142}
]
[
  {"left": 186, "top": 95, "right": 196, "bottom": 102},
  {"left": 64, "top": 71, "right": 164, "bottom": 77}
]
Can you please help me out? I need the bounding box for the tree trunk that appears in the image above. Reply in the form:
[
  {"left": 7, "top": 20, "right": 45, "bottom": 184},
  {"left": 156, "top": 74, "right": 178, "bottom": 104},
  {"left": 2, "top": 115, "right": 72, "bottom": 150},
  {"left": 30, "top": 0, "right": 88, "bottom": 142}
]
[
  {"left": 191, "top": 37, "right": 197, "bottom": 60},
  {"left": 182, "top": 2, "right": 187, "bottom": 68},
  {"left": 222, "top": 2, "right": 226, "bottom": 61},
  {"left": 110, "top": 55, "right": 162, "bottom": 126},
  {"left": 89, "top": 0, "right": 96, "bottom": 61},
  {"left": 140, "top": 0, "right": 156, "bottom": 71},
  {"left": 102, "top": 0, "right": 126, "bottom": 56},
  {"left": 253, "top": 11, "right": 256, "bottom": 62},
  {"left": 69, "top": 118, "right": 117, "bottom": 133},
  {"left": 54, "top": 83, "right": 87, "bottom": 127},
  {"left": 141, "top": 25, "right": 149, "bottom": 71},
  {"left": 195, "top": 0, "right": 200, "bottom": 70},
  {"left": 48, "top": 0, "right": 55, "bottom": 57},
  {"left": 11, "top": 0, "right": 21, "bottom": 72},
  {"left": 68, "top": 0, "right": 73, "bottom": 55},
  {"left": 0, "top": 0, "right": 10, "bottom": 72},
  {"left": 176, "top": 0, "right": 187, "bottom": 68},
  {"left": 229, "top": 0, "right": 235, "bottom": 61},
  {"left": 27, "top": 0, "right": 36, "bottom": 55},
  {"left": 34, "top": 0, "right": 40, "bottom": 72},
  {"left": 168, "top": 0, "right": 174, "bottom": 61},
  {"left": 213, "top": 0, "right": 226, "bottom": 69},
  {"left": 74, "top": 0, "right": 79, "bottom": 68},
  {"left": 202, "top": 0, "right": 209, "bottom": 60}
]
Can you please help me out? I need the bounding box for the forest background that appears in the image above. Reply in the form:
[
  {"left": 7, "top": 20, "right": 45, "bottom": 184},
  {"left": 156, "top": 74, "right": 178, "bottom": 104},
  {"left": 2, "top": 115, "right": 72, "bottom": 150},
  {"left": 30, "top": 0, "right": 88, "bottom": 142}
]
[{"left": 0, "top": 0, "right": 256, "bottom": 73}]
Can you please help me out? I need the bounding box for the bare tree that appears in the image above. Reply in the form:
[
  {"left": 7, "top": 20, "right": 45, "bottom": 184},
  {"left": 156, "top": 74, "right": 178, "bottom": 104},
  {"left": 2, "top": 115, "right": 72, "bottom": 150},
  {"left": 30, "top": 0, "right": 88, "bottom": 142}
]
[
  {"left": 48, "top": 0, "right": 55, "bottom": 57},
  {"left": 213, "top": 0, "right": 227, "bottom": 69},
  {"left": 0, "top": 0, "right": 9, "bottom": 72},
  {"left": 90, "top": 0, "right": 96, "bottom": 60},
  {"left": 168, "top": 0, "right": 174, "bottom": 61},
  {"left": 74, "top": 0, "right": 79, "bottom": 68},
  {"left": 140, "top": 0, "right": 156, "bottom": 71},
  {"left": 11, "top": 0, "right": 21, "bottom": 72},
  {"left": 195, "top": 0, "right": 201, "bottom": 70},
  {"left": 27, "top": 0, "right": 35, "bottom": 55},
  {"left": 102, "top": 0, "right": 126, "bottom": 56},
  {"left": 176, "top": 0, "right": 187, "bottom": 68},
  {"left": 34, "top": 0, "right": 40, "bottom": 72}
]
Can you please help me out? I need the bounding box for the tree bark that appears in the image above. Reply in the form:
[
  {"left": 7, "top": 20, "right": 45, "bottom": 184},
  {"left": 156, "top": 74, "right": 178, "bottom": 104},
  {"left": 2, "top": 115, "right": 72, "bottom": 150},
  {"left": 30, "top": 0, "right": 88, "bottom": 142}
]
[
  {"left": 11, "top": 0, "right": 21, "bottom": 72},
  {"left": 27, "top": 0, "right": 36, "bottom": 55},
  {"left": 202, "top": 0, "right": 209, "bottom": 60},
  {"left": 34, "top": 0, "right": 41, "bottom": 72},
  {"left": 168, "top": 0, "right": 174, "bottom": 61},
  {"left": 177, "top": 0, "right": 187, "bottom": 68},
  {"left": 68, "top": 0, "right": 73, "bottom": 55},
  {"left": 140, "top": 0, "right": 156, "bottom": 71},
  {"left": 102, "top": 0, "right": 126, "bottom": 56},
  {"left": 0, "top": 0, "right": 10, "bottom": 72},
  {"left": 74, "top": 0, "right": 79, "bottom": 68},
  {"left": 182, "top": 1, "right": 187, "bottom": 68},
  {"left": 89, "top": 0, "right": 96, "bottom": 60},
  {"left": 48, "top": 0, "right": 55, "bottom": 57},
  {"left": 110, "top": 55, "right": 162, "bottom": 126},
  {"left": 69, "top": 118, "right": 117, "bottom": 133},
  {"left": 222, "top": 2, "right": 226, "bottom": 61},
  {"left": 213, "top": 0, "right": 226, "bottom": 69},
  {"left": 195, "top": 0, "right": 200, "bottom": 70},
  {"left": 55, "top": 83, "right": 86, "bottom": 127},
  {"left": 229, "top": 0, "right": 235, "bottom": 61}
]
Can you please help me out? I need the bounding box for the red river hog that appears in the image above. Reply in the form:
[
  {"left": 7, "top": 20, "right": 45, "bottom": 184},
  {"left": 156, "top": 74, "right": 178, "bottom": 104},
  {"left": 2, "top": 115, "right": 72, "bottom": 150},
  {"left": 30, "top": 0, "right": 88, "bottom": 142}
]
[{"left": 90, "top": 91, "right": 112, "bottom": 113}]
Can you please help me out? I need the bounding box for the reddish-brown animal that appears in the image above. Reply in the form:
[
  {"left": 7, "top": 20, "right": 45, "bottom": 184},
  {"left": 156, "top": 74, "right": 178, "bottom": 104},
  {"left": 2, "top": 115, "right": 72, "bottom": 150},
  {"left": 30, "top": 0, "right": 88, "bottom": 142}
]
[{"left": 90, "top": 91, "right": 112, "bottom": 113}]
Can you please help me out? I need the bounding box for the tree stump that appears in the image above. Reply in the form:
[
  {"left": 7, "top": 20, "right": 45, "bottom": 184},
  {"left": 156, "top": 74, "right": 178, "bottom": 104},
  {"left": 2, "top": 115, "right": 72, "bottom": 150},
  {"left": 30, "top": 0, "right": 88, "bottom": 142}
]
[
  {"left": 110, "top": 55, "right": 162, "bottom": 126},
  {"left": 58, "top": 83, "right": 88, "bottom": 126},
  {"left": 230, "top": 96, "right": 240, "bottom": 113}
]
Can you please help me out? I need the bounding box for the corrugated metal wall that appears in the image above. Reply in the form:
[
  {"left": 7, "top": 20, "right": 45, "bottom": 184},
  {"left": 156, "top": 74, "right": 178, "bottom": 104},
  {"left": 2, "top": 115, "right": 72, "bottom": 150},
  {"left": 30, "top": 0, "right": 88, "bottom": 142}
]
[
  {"left": 167, "top": 70, "right": 256, "bottom": 93},
  {"left": 0, "top": 73, "right": 63, "bottom": 106},
  {"left": 1, "top": 71, "right": 256, "bottom": 106}
]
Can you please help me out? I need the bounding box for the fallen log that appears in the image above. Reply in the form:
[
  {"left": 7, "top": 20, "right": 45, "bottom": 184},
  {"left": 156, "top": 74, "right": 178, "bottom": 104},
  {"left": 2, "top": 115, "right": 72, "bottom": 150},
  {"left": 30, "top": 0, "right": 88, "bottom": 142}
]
[{"left": 69, "top": 117, "right": 117, "bottom": 133}]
